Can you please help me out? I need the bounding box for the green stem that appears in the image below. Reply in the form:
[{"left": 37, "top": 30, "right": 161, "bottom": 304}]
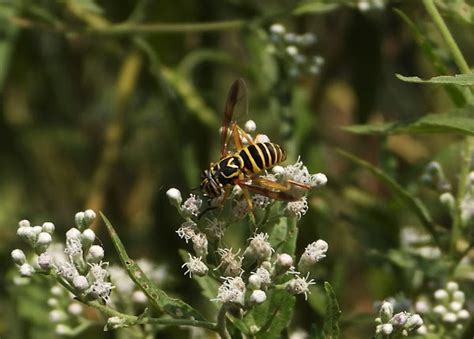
[
  {"left": 423, "top": 0, "right": 473, "bottom": 257},
  {"left": 86, "top": 20, "right": 245, "bottom": 35},
  {"left": 216, "top": 305, "right": 231, "bottom": 339},
  {"left": 422, "top": 0, "right": 470, "bottom": 74}
]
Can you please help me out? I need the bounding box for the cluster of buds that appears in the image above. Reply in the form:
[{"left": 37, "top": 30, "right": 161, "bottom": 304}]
[
  {"left": 47, "top": 285, "right": 87, "bottom": 335},
  {"left": 267, "top": 23, "right": 324, "bottom": 78},
  {"left": 12, "top": 210, "right": 114, "bottom": 305},
  {"left": 415, "top": 281, "right": 470, "bottom": 335},
  {"left": 375, "top": 301, "right": 424, "bottom": 337},
  {"left": 421, "top": 161, "right": 452, "bottom": 193}
]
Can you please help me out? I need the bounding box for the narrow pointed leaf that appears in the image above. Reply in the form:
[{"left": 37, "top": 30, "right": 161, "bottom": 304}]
[
  {"left": 337, "top": 151, "right": 438, "bottom": 245},
  {"left": 323, "top": 282, "right": 341, "bottom": 339},
  {"left": 396, "top": 73, "right": 474, "bottom": 86},
  {"left": 343, "top": 110, "right": 474, "bottom": 136},
  {"left": 100, "top": 212, "right": 206, "bottom": 321}
]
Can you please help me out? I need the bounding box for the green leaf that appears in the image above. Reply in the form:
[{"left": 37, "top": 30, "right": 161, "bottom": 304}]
[
  {"left": 396, "top": 73, "right": 474, "bottom": 86},
  {"left": 394, "top": 9, "right": 468, "bottom": 107},
  {"left": 337, "top": 150, "right": 439, "bottom": 245},
  {"left": 100, "top": 212, "right": 206, "bottom": 321},
  {"left": 323, "top": 282, "right": 341, "bottom": 339},
  {"left": 343, "top": 110, "right": 474, "bottom": 136},
  {"left": 255, "top": 290, "right": 296, "bottom": 338}
]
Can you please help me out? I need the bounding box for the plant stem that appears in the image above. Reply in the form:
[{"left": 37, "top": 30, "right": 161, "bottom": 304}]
[
  {"left": 216, "top": 305, "right": 231, "bottom": 339},
  {"left": 422, "top": 0, "right": 470, "bottom": 75},
  {"left": 423, "top": 0, "right": 473, "bottom": 257}
]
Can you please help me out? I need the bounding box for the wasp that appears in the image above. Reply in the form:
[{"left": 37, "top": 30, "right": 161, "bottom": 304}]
[{"left": 200, "top": 79, "right": 311, "bottom": 214}]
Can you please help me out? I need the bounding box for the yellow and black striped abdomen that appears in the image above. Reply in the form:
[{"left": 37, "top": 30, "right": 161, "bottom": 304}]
[{"left": 237, "top": 142, "right": 287, "bottom": 175}]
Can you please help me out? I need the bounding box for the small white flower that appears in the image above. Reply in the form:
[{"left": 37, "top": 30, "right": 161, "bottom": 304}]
[
  {"left": 272, "top": 166, "right": 285, "bottom": 175},
  {"left": 452, "top": 290, "right": 465, "bottom": 303},
  {"left": 86, "top": 245, "right": 105, "bottom": 263},
  {"left": 83, "top": 209, "right": 96, "bottom": 226},
  {"left": 176, "top": 221, "right": 197, "bottom": 243},
  {"left": 244, "top": 120, "right": 256, "bottom": 133},
  {"left": 269, "top": 23, "right": 285, "bottom": 35},
  {"left": 213, "top": 276, "right": 246, "bottom": 305},
  {"left": 286, "top": 46, "right": 299, "bottom": 56},
  {"left": 312, "top": 173, "right": 328, "bottom": 186},
  {"left": 42, "top": 222, "right": 55, "bottom": 234},
  {"left": 434, "top": 289, "right": 449, "bottom": 301},
  {"left": 75, "top": 212, "right": 85, "bottom": 228},
  {"left": 65, "top": 237, "right": 83, "bottom": 259},
  {"left": 81, "top": 229, "right": 96, "bottom": 247},
  {"left": 252, "top": 194, "right": 272, "bottom": 209},
  {"left": 49, "top": 310, "right": 66, "bottom": 323},
  {"left": 458, "top": 309, "right": 470, "bottom": 320},
  {"left": 51, "top": 286, "right": 62, "bottom": 296},
  {"left": 32, "top": 225, "right": 43, "bottom": 236},
  {"left": 11, "top": 249, "right": 26, "bottom": 265},
  {"left": 182, "top": 254, "right": 208, "bottom": 277},
  {"left": 205, "top": 218, "right": 226, "bottom": 239},
  {"left": 37, "top": 252, "right": 53, "bottom": 270},
  {"left": 166, "top": 188, "right": 183, "bottom": 206},
  {"left": 276, "top": 253, "right": 293, "bottom": 271},
  {"left": 284, "top": 158, "right": 326, "bottom": 187},
  {"left": 73, "top": 275, "right": 89, "bottom": 291},
  {"left": 250, "top": 267, "right": 272, "bottom": 288},
  {"left": 192, "top": 232, "right": 208, "bottom": 258},
  {"left": 433, "top": 304, "right": 447, "bottom": 315},
  {"left": 415, "top": 299, "right": 430, "bottom": 313},
  {"left": 68, "top": 302, "right": 83, "bottom": 316},
  {"left": 248, "top": 274, "right": 262, "bottom": 290},
  {"left": 232, "top": 199, "right": 250, "bottom": 219},
  {"left": 57, "top": 261, "right": 79, "bottom": 282},
  {"left": 132, "top": 290, "right": 148, "bottom": 304},
  {"left": 379, "top": 301, "right": 394, "bottom": 322},
  {"left": 443, "top": 312, "right": 457, "bottom": 323},
  {"left": 66, "top": 228, "right": 81, "bottom": 240},
  {"left": 450, "top": 301, "right": 463, "bottom": 312},
  {"left": 216, "top": 248, "right": 243, "bottom": 277},
  {"left": 250, "top": 290, "right": 267, "bottom": 304},
  {"left": 405, "top": 313, "right": 423, "bottom": 331},
  {"left": 380, "top": 323, "right": 393, "bottom": 335},
  {"left": 19, "top": 219, "right": 31, "bottom": 228},
  {"left": 48, "top": 298, "right": 58, "bottom": 307},
  {"left": 417, "top": 325, "right": 428, "bottom": 335},
  {"left": 87, "top": 280, "right": 114, "bottom": 303},
  {"left": 36, "top": 232, "right": 52, "bottom": 246},
  {"left": 245, "top": 233, "right": 273, "bottom": 262},
  {"left": 286, "top": 273, "right": 315, "bottom": 300},
  {"left": 391, "top": 311, "right": 408, "bottom": 327},
  {"left": 88, "top": 262, "right": 109, "bottom": 282},
  {"left": 254, "top": 134, "right": 270, "bottom": 143},
  {"left": 446, "top": 281, "right": 459, "bottom": 292},
  {"left": 19, "top": 263, "right": 34, "bottom": 277},
  {"left": 285, "top": 197, "right": 309, "bottom": 219},
  {"left": 182, "top": 194, "right": 202, "bottom": 217}
]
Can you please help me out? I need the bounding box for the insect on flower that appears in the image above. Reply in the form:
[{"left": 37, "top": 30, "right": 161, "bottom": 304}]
[{"left": 199, "top": 79, "right": 312, "bottom": 217}]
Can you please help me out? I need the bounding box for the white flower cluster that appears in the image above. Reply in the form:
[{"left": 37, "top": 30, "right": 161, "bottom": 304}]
[
  {"left": 375, "top": 301, "right": 424, "bottom": 338},
  {"left": 415, "top": 281, "right": 470, "bottom": 335},
  {"left": 47, "top": 285, "right": 85, "bottom": 335},
  {"left": 268, "top": 23, "right": 325, "bottom": 77},
  {"left": 12, "top": 210, "right": 114, "bottom": 304}
]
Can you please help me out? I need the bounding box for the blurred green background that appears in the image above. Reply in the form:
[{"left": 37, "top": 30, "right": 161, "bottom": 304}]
[{"left": 1, "top": 0, "right": 470, "bottom": 338}]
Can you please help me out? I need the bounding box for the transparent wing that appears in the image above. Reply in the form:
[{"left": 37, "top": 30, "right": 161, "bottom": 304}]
[{"left": 220, "top": 78, "right": 248, "bottom": 158}]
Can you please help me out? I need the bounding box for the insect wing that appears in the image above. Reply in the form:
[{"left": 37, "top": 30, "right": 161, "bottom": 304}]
[
  {"left": 220, "top": 78, "right": 248, "bottom": 158},
  {"left": 237, "top": 179, "right": 296, "bottom": 202}
]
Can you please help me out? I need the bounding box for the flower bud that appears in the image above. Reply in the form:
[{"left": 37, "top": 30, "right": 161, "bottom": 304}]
[
  {"left": 86, "top": 245, "right": 105, "bottom": 263},
  {"left": 81, "top": 228, "right": 96, "bottom": 248},
  {"left": 66, "top": 227, "right": 81, "bottom": 240},
  {"left": 18, "top": 219, "right": 31, "bottom": 228},
  {"left": 244, "top": 120, "right": 256, "bottom": 133},
  {"left": 446, "top": 281, "right": 459, "bottom": 292},
  {"left": 55, "top": 324, "right": 71, "bottom": 335},
  {"left": 35, "top": 232, "right": 52, "bottom": 253},
  {"left": 250, "top": 290, "right": 267, "bottom": 304},
  {"left": 132, "top": 290, "right": 148, "bottom": 304},
  {"left": 49, "top": 310, "right": 66, "bottom": 322},
  {"left": 272, "top": 166, "right": 285, "bottom": 175},
  {"left": 37, "top": 252, "right": 53, "bottom": 270},
  {"left": 41, "top": 222, "right": 55, "bottom": 234},
  {"left": 313, "top": 173, "right": 328, "bottom": 186},
  {"left": 75, "top": 212, "right": 85, "bottom": 228},
  {"left": 440, "top": 192, "right": 455, "bottom": 210},
  {"left": 248, "top": 274, "right": 262, "bottom": 290},
  {"left": 166, "top": 188, "right": 182, "bottom": 206},
  {"left": 391, "top": 312, "right": 408, "bottom": 327},
  {"left": 433, "top": 305, "right": 447, "bottom": 315},
  {"left": 405, "top": 314, "right": 423, "bottom": 331},
  {"left": 68, "top": 302, "right": 83, "bottom": 316},
  {"left": 83, "top": 209, "right": 96, "bottom": 226},
  {"left": 380, "top": 323, "right": 393, "bottom": 335},
  {"left": 11, "top": 249, "right": 26, "bottom": 265},
  {"left": 270, "top": 23, "right": 285, "bottom": 35},
  {"left": 443, "top": 312, "right": 457, "bottom": 323},
  {"left": 452, "top": 290, "right": 465, "bottom": 303},
  {"left": 73, "top": 275, "right": 89, "bottom": 291},
  {"left": 19, "top": 263, "right": 34, "bottom": 277},
  {"left": 254, "top": 134, "right": 270, "bottom": 144},
  {"left": 379, "top": 301, "right": 394, "bottom": 323},
  {"left": 32, "top": 226, "right": 43, "bottom": 236},
  {"left": 458, "top": 309, "right": 470, "bottom": 319},
  {"left": 106, "top": 316, "right": 127, "bottom": 330},
  {"left": 434, "top": 289, "right": 449, "bottom": 301}
]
